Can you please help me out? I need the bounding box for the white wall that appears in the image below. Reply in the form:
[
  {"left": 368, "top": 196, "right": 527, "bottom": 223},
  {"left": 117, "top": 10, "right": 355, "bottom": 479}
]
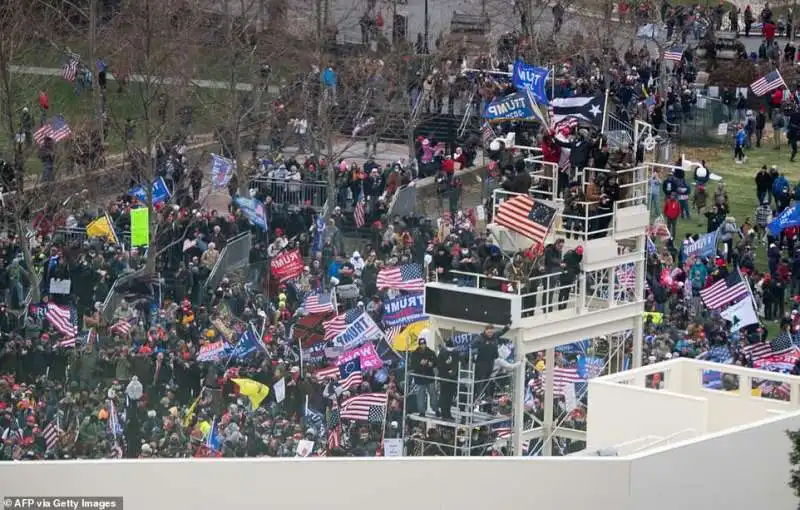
[
  {"left": 0, "top": 457, "right": 631, "bottom": 510},
  {"left": 628, "top": 412, "right": 800, "bottom": 510},
  {"left": 587, "top": 381, "right": 707, "bottom": 450}
]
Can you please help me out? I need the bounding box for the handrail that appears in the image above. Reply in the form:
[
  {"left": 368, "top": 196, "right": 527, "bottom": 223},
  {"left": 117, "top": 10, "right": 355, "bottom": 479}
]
[{"left": 457, "top": 89, "right": 477, "bottom": 138}]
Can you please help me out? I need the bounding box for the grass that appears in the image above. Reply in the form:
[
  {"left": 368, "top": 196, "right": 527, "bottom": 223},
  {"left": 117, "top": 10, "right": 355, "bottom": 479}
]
[{"left": 0, "top": 71, "right": 232, "bottom": 173}]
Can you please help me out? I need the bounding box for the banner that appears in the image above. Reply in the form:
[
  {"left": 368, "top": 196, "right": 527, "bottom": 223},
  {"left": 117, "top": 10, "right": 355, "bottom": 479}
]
[
  {"left": 197, "top": 340, "right": 230, "bottom": 362},
  {"left": 682, "top": 229, "right": 719, "bottom": 259},
  {"left": 451, "top": 332, "right": 473, "bottom": 355},
  {"left": 130, "top": 208, "right": 150, "bottom": 247},
  {"left": 271, "top": 249, "right": 304, "bottom": 283},
  {"left": 336, "top": 343, "right": 383, "bottom": 371},
  {"left": 331, "top": 312, "right": 383, "bottom": 349},
  {"left": 512, "top": 59, "right": 549, "bottom": 105},
  {"left": 211, "top": 154, "right": 235, "bottom": 188},
  {"left": 484, "top": 91, "right": 537, "bottom": 123},
  {"left": 768, "top": 204, "right": 800, "bottom": 236},
  {"left": 129, "top": 176, "right": 171, "bottom": 205},
  {"left": 720, "top": 297, "right": 758, "bottom": 332},
  {"left": 302, "top": 341, "right": 327, "bottom": 366},
  {"left": 390, "top": 320, "right": 429, "bottom": 352},
  {"left": 234, "top": 196, "right": 268, "bottom": 231},
  {"left": 382, "top": 293, "right": 426, "bottom": 327}
]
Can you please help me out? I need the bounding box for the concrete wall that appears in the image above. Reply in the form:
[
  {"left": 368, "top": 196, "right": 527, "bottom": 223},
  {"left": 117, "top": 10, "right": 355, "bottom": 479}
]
[
  {"left": 587, "top": 381, "right": 708, "bottom": 451},
  {"left": 0, "top": 457, "right": 631, "bottom": 510},
  {"left": 628, "top": 412, "right": 800, "bottom": 510}
]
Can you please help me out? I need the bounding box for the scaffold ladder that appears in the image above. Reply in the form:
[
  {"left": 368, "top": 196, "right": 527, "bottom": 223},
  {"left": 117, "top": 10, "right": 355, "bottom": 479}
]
[
  {"left": 456, "top": 359, "right": 476, "bottom": 454},
  {"left": 457, "top": 89, "right": 476, "bottom": 138}
]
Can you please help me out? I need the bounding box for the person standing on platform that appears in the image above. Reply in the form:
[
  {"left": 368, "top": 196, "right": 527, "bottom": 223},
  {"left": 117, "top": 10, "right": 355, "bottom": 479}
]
[
  {"left": 474, "top": 321, "right": 511, "bottom": 406},
  {"left": 436, "top": 338, "right": 459, "bottom": 420},
  {"left": 411, "top": 330, "right": 438, "bottom": 417}
]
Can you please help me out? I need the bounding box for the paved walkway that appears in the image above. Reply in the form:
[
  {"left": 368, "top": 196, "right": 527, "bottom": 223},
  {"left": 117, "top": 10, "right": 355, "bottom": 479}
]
[{"left": 8, "top": 65, "right": 277, "bottom": 94}]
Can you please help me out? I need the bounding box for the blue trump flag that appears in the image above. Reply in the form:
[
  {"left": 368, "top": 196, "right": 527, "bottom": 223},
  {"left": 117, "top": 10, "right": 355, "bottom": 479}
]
[
  {"left": 210, "top": 153, "right": 235, "bottom": 188},
  {"left": 234, "top": 196, "right": 268, "bottom": 231},
  {"left": 129, "top": 176, "right": 171, "bottom": 205},
  {"left": 231, "top": 326, "right": 266, "bottom": 359},
  {"left": 682, "top": 229, "right": 719, "bottom": 258},
  {"left": 484, "top": 91, "right": 535, "bottom": 122},
  {"left": 512, "top": 60, "right": 549, "bottom": 105},
  {"left": 768, "top": 204, "right": 800, "bottom": 236}
]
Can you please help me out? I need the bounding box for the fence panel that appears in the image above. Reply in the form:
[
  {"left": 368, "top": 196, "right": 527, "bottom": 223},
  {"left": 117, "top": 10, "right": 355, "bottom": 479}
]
[
  {"left": 249, "top": 178, "right": 328, "bottom": 210},
  {"left": 54, "top": 228, "right": 132, "bottom": 247},
  {"left": 205, "top": 232, "right": 253, "bottom": 290},
  {"left": 101, "top": 267, "right": 147, "bottom": 323}
]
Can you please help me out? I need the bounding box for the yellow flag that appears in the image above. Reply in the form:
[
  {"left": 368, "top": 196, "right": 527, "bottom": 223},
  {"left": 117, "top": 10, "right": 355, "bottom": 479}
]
[
  {"left": 183, "top": 392, "right": 202, "bottom": 428},
  {"left": 86, "top": 214, "right": 119, "bottom": 244},
  {"left": 232, "top": 378, "right": 270, "bottom": 410},
  {"left": 642, "top": 312, "right": 663, "bottom": 325},
  {"left": 391, "top": 320, "right": 429, "bottom": 352}
]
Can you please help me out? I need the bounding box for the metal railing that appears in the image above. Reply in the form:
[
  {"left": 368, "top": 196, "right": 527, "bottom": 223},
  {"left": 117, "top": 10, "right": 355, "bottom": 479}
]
[
  {"left": 54, "top": 227, "right": 132, "bottom": 247},
  {"left": 205, "top": 232, "right": 252, "bottom": 291},
  {"left": 101, "top": 267, "right": 147, "bottom": 323},
  {"left": 248, "top": 177, "right": 328, "bottom": 211},
  {"left": 457, "top": 89, "right": 477, "bottom": 138},
  {"left": 605, "top": 114, "right": 634, "bottom": 149}
]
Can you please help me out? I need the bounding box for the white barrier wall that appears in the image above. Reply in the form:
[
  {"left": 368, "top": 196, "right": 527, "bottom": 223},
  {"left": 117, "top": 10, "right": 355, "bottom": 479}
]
[
  {"left": 0, "top": 457, "right": 632, "bottom": 510},
  {"left": 628, "top": 412, "right": 800, "bottom": 510},
  {"left": 587, "top": 380, "right": 708, "bottom": 450}
]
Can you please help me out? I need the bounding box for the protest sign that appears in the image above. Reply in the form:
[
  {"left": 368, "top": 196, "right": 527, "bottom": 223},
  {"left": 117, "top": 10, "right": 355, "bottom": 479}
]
[{"left": 271, "top": 249, "right": 304, "bottom": 283}]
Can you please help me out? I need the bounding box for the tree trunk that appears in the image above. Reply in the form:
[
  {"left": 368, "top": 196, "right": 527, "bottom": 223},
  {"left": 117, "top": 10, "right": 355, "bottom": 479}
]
[{"left": 89, "top": 0, "right": 105, "bottom": 149}]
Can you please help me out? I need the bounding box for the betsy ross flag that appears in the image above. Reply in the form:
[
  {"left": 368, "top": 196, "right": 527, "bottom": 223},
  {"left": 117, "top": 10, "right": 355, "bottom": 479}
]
[
  {"left": 61, "top": 58, "right": 79, "bottom": 82},
  {"left": 377, "top": 263, "right": 425, "bottom": 292},
  {"left": 750, "top": 70, "right": 786, "bottom": 96},
  {"left": 354, "top": 186, "right": 366, "bottom": 228},
  {"left": 303, "top": 292, "right": 335, "bottom": 314},
  {"left": 340, "top": 392, "right": 387, "bottom": 422},
  {"left": 338, "top": 357, "right": 363, "bottom": 391},
  {"left": 323, "top": 308, "right": 363, "bottom": 341},
  {"left": 550, "top": 95, "right": 604, "bottom": 127},
  {"left": 46, "top": 304, "right": 77, "bottom": 339},
  {"left": 699, "top": 271, "right": 749, "bottom": 310},
  {"left": 495, "top": 195, "right": 557, "bottom": 245},
  {"left": 664, "top": 45, "right": 686, "bottom": 62},
  {"left": 34, "top": 115, "right": 72, "bottom": 145}
]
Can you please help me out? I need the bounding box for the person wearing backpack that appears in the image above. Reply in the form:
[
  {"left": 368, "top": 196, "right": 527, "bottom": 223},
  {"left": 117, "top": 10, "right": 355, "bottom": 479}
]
[{"left": 772, "top": 106, "right": 785, "bottom": 149}]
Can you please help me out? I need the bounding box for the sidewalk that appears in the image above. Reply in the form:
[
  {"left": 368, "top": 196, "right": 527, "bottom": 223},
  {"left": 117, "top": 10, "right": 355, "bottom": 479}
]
[{"left": 8, "top": 64, "right": 276, "bottom": 94}]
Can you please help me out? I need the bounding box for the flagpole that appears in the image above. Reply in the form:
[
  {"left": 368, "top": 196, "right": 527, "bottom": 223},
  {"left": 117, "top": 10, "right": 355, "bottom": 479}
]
[
  {"left": 738, "top": 266, "right": 759, "bottom": 313},
  {"left": 600, "top": 87, "right": 610, "bottom": 134}
]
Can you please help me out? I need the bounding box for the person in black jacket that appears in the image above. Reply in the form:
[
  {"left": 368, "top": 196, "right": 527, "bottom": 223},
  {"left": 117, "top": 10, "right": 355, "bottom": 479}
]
[
  {"left": 559, "top": 246, "right": 583, "bottom": 309},
  {"left": 436, "top": 339, "right": 459, "bottom": 420},
  {"left": 543, "top": 239, "right": 565, "bottom": 311},
  {"left": 410, "top": 332, "right": 438, "bottom": 417},
  {"left": 474, "top": 321, "right": 511, "bottom": 403},
  {"left": 556, "top": 130, "right": 591, "bottom": 179}
]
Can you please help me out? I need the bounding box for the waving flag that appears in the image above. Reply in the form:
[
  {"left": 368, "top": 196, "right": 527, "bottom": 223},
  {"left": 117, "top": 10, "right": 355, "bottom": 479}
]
[
  {"left": 109, "top": 317, "right": 135, "bottom": 337},
  {"left": 206, "top": 417, "right": 223, "bottom": 453},
  {"left": 550, "top": 95, "right": 604, "bottom": 127},
  {"left": 496, "top": 195, "right": 557, "bottom": 245},
  {"left": 231, "top": 326, "right": 266, "bottom": 359},
  {"left": 751, "top": 70, "right": 786, "bottom": 96},
  {"left": 46, "top": 304, "right": 77, "bottom": 338},
  {"left": 323, "top": 308, "right": 362, "bottom": 341},
  {"left": 340, "top": 392, "right": 387, "bottom": 422},
  {"left": 532, "top": 367, "right": 583, "bottom": 395},
  {"left": 664, "top": 45, "right": 686, "bottom": 62},
  {"left": 338, "top": 357, "right": 363, "bottom": 391},
  {"left": 303, "top": 292, "right": 335, "bottom": 314},
  {"left": 377, "top": 263, "right": 424, "bottom": 292},
  {"left": 61, "top": 59, "right": 79, "bottom": 82},
  {"left": 34, "top": 115, "right": 72, "bottom": 145},
  {"left": 210, "top": 154, "right": 235, "bottom": 188},
  {"left": 699, "top": 271, "right": 749, "bottom": 310},
  {"left": 354, "top": 186, "right": 366, "bottom": 228}
]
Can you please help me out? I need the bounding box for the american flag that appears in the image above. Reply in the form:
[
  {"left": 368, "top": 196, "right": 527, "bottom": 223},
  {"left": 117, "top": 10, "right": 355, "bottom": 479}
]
[
  {"left": 532, "top": 367, "right": 583, "bottom": 395},
  {"left": 481, "top": 122, "right": 496, "bottom": 148},
  {"left": 552, "top": 116, "right": 578, "bottom": 134},
  {"left": 664, "top": 45, "right": 686, "bottom": 62},
  {"left": 328, "top": 425, "right": 342, "bottom": 450},
  {"left": 376, "top": 263, "right": 425, "bottom": 292},
  {"left": 383, "top": 325, "right": 403, "bottom": 345},
  {"left": 46, "top": 303, "right": 77, "bottom": 339},
  {"left": 303, "top": 292, "right": 335, "bottom": 314},
  {"left": 751, "top": 70, "right": 786, "bottom": 96},
  {"left": 354, "top": 187, "right": 366, "bottom": 228},
  {"left": 61, "top": 58, "right": 79, "bottom": 82},
  {"left": 758, "top": 381, "right": 791, "bottom": 400},
  {"left": 340, "top": 392, "right": 387, "bottom": 422},
  {"left": 34, "top": 115, "right": 72, "bottom": 145},
  {"left": 699, "top": 271, "right": 749, "bottom": 310},
  {"left": 57, "top": 328, "right": 96, "bottom": 348},
  {"left": 109, "top": 318, "right": 135, "bottom": 336},
  {"left": 495, "top": 195, "right": 557, "bottom": 245},
  {"left": 323, "top": 308, "right": 362, "bottom": 341},
  {"left": 338, "top": 357, "right": 363, "bottom": 391},
  {"left": 742, "top": 333, "right": 796, "bottom": 362},
  {"left": 43, "top": 421, "right": 59, "bottom": 450},
  {"left": 314, "top": 365, "right": 341, "bottom": 381},
  {"left": 616, "top": 264, "right": 636, "bottom": 290}
]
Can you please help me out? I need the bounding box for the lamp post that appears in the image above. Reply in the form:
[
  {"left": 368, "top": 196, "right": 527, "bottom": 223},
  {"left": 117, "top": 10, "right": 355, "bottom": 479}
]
[{"left": 424, "top": 0, "right": 429, "bottom": 53}]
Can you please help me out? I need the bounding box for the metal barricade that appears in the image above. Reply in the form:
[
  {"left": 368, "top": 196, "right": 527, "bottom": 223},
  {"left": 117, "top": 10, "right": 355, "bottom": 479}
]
[
  {"left": 102, "top": 268, "right": 146, "bottom": 323},
  {"left": 54, "top": 227, "right": 132, "bottom": 247},
  {"left": 205, "top": 232, "right": 253, "bottom": 290},
  {"left": 249, "top": 177, "right": 328, "bottom": 210}
]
